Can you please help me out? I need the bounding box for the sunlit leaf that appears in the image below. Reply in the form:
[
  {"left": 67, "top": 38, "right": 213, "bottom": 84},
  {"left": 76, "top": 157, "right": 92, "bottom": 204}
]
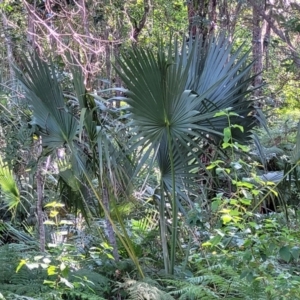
[
  {"left": 47, "top": 265, "right": 57, "bottom": 276},
  {"left": 16, "top": 259, "right": 27, "bottom": 273},
  {"left": 222, "top": 214, "right": 232, "bottom": 224}
]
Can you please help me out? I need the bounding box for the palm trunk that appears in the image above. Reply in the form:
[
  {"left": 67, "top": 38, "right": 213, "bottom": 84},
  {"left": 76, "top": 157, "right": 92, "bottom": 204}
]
[
  {"left": 159, "top": 184, "right": 170, "bottom": 274},
  {"left": 187, "top": 0, "right": 211, "bottom": 39},
  {"left": 167, "top": 126, "right": 177, "bottom": 275}
]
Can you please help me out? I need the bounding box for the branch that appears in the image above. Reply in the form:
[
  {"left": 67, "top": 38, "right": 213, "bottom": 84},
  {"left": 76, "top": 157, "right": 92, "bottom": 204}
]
[
  {"left": 125, "top": 0, "right": 151, "bottom": 42},
  {"left": 248, "top": 0, "right": 300, "bottom": 67}
]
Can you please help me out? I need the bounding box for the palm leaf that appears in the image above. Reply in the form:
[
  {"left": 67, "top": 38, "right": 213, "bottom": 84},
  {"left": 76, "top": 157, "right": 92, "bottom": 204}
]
[
  {"left": 0, "top": 156, "right": 20, "bottom": 212},
  {"left": 14, "top": 54, "right": 78, "bottom": 151},
  {"left": 177, "top": 35, "right": 258, "bottom": 141},
  {"left": 114, "top": 34, "right": 261, "bottom": 274}
]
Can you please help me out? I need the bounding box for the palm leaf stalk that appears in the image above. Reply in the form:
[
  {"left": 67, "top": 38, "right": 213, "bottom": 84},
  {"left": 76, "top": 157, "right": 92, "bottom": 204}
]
[
  {"left": 167, "top": 124, "right": 178, "bottom": 272},
  {"left": 114, "top": 34, "right": 260, "bottom": 274},
  {"left": 69, "top": 61, "right": 121, "bottom": 262}
]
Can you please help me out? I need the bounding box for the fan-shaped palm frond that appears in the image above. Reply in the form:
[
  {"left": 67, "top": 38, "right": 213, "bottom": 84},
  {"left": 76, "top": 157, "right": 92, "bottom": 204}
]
[
  {"left": 114, "top": 34, "right": 259, "bottom": 274},
  {"left": 14, "top": 55, "right": 78, "bottom": 151},
  {"left": 181, "top": 35, "right": 258, "bottom": 141},
  {"left": 0, "top": 156, "right": 20, "bottom": 213},
  {"left": 14, "top": 54, "right": 144, "bottom": 277}
]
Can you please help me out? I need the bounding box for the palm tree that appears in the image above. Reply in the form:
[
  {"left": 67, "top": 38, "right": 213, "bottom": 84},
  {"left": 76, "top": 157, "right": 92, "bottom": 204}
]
[
  {"left": 14, "top": 54, "right": 144, "bottom": 276},
  {"left": 114, "top": 34, "right": 261, "bottom": 274}
]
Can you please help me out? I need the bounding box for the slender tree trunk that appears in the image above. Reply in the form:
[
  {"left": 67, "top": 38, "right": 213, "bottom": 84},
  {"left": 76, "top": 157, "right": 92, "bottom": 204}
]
[
  {"left": 1, "top": 5, "right": 14, "bottom": 82},
  {"left": 249, "top": 0, "right": 300, "bottom": 68},
  {"left": 208, "top": 0, "right": 217, "bottom": 34},
  {"left": 218, "top": 1, "right": 242, "bottom": 41},
  {"left": 252, "top": 1, "right": 264, "bottom": 99},
  {"left": 187, "top": 0, "right": 215, "bottom": 39},
  {"left": 36, "top": 139, "right": 45, "bottom": 252},
  {"left": 187, "top": 0, "right": 197, "bottom": 38},
  {"left": 36, "top": 163, "right": 45, "bottom": 252},
  {"left": 78, "top": 0, "right": 94, "bottom": 89},
  {"left": 114, "top": 46, "right": 122, "bottom": 109},
  {"left": 102, "top": 186, "right": 119, "bottom": 261},
  {"left": 26, "top": 0, "right": 36, "bottom": 51},
  {"left": 159, "top": 185, "right": 169, "bottom": 274},
  {"left": 263, "top": 11, "right": 271, "bottom": 71}
]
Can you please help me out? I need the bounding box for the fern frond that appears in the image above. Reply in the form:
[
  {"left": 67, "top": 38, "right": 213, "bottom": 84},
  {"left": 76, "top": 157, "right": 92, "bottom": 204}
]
[{"left": 118, "top": 278, "right": 174, "bottom": 300}]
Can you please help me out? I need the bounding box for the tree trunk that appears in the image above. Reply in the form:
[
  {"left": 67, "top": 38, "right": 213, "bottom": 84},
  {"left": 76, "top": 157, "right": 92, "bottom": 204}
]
[
  {"left": 102, "top": 186, "right": 119, "bottom": 262},
  {"left": 249, "top": 0, "right": 300, "bottom": 69},
  {"left": 187, "top": 0, "right": 219, "bottom": 40},
  {"left": 36, "top": 139, "right": 45, "bottom": 252},
  {"left": 252, "top": 1, "right": 264, "bottom": 99},
  {"left": 25, "top": 0, "right": 36, "bottom": 51},
  {"left": 78, "top": 0, "right": 94, "bottom": 89},
  {"left": 263, "top": 7, "right": 272, "bottom": 71},
  {"left": 36, "top": 162, "right": 45, "bottom": 252},
  {"left": 218, "top": 1, "right": 242, "bottom": 41},
  {"left": 1, "top": 6, "right": 14, "bottom": 82},
  {"left": 125, "top": 0, "right": 151, "bottom": 42}
]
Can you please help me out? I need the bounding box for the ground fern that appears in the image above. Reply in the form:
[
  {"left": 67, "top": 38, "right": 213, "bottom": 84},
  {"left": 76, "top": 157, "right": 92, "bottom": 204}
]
[{"left": 117, "top": 278, "right": 174, "bottom": 300}]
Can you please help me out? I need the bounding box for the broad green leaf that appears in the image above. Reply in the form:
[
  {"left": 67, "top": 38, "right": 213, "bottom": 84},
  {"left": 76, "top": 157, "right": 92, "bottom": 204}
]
[
  {"left": 49, "top": 210, "right": 59, "bottom": 218},
  {"left": 232, "top": 180, "right": 254, "bottom": 189},
  {"left": 61, "top": 265, "right": 69, "bottom": 278},
  {"left": 211, "top": 200, "right": 220, "bottom": 212},
  {"left": 202, "top": 241, "right": 212, "bottom": 247},
  {"left": 43, "top": 280, "right": 55, "bottom": 286},
  {"left": 214, "top": 111, "right": 227, "bottom": 117},
  {"left": 232, "top": 124, "right": 244, "bottom": 132},
  {"left": 279, "top": 246, "right": 292, "bottom": 262},
  {"left": 223, "top": 127, "right": 231, "bottom": 143},
  {"left": 240, "top": 198, "right": 252, "bottom": 206},
  {"left": 222, "top": 142, "right": 231, "bottom": 149},
  {"left": 229, "top": 209, "right": 241, "bottom": 216},
  {"left": 291, "top": 246, "right": 300, "bottom": 260},
  {"left": 228, "top": 112, "right": 240, "bottom": 117},
  {"left": 210, "top": 234, "right": 223, "bottom": 246}
]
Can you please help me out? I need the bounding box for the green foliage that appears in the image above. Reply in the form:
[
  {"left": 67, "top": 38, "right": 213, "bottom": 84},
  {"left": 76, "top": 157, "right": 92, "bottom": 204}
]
[
  {"left": 116, "top": 278, "right": 174, "bottom": 300},
  {"left": 0, "top": 243, "right": 48, "bottom": 298},
  {"left": 172, "top": 113, "right": 300, "bottom": 299},
  {"left": 3, "top": 2, "right": 300, "bottom": 299},
  {"left": 115, "top": 33, "right": 260, "bottom": 275},
  {"left": 168, "top": 263, "right": 258, "bottom": 299},
  {"left": 1, "top": 241, "right": 112, "bottom": 299}
]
